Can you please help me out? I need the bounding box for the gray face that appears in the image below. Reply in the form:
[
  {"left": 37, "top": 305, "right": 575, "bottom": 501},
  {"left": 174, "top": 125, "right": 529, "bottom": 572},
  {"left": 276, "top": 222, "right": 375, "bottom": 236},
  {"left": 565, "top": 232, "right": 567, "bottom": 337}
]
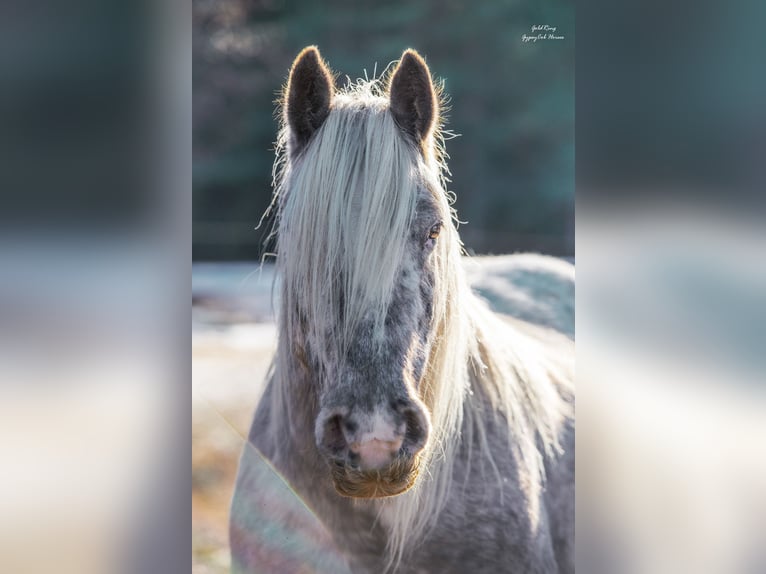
[
  {"left": 311, "top": 191, "right": 442, "bottom": 498},
  {"left": 282, "top": 46, "right": 445, "bottom": 498}
]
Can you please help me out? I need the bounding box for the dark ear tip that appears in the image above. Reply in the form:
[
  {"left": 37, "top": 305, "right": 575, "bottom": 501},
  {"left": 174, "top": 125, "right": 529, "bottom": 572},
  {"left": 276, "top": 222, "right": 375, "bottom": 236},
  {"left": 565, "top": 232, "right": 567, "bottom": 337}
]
[
  {"left": 288, "top": 46, "right": 334, "bottom": 92},
  {"left": 293, "top": 45, "right": 322, "bottom": 68},
  {"left": 400, "top": 49, "right": 427, "bottom": 67},
  {"left": 396, "top": 49, "right": 431, "bottom": 79},
  {"left": 290, "top": 46, "right": 328, "bottom": 79}
]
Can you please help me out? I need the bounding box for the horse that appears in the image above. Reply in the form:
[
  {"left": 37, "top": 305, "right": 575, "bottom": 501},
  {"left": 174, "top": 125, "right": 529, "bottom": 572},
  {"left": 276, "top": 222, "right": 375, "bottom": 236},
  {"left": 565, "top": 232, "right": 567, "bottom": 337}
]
[{"left": 230, "top": 46, "right": 575, "bottom": 574}]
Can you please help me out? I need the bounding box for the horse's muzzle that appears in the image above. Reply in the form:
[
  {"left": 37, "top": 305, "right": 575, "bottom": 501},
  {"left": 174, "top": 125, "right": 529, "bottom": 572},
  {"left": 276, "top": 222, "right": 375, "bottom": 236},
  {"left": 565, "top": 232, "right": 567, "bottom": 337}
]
[{"left": 315, "top": 398, "right": 430, "bottom": 498}]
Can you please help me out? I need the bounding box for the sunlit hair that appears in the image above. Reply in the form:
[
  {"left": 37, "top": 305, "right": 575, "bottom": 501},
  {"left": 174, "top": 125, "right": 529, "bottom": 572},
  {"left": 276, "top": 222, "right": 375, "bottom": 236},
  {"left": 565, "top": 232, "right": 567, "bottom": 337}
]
[
  {"left": 275, "top": 79, "right": 421, "bottom": 361},
  {"left": 265, "top": 75, "right": 573, "bottom": 572}
]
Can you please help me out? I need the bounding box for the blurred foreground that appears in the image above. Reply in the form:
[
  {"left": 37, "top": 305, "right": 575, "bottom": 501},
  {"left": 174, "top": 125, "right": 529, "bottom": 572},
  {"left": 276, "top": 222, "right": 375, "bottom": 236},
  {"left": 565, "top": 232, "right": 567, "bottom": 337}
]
[{"left": 577, "top": 203, "right": 766, "bottom": 574}]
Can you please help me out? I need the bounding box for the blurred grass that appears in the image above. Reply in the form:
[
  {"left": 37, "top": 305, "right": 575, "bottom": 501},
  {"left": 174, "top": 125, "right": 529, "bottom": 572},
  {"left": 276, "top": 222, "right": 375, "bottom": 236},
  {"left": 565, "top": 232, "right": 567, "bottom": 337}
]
[{"left": 192, "top": 327, "right": 276, "bottom": 573}]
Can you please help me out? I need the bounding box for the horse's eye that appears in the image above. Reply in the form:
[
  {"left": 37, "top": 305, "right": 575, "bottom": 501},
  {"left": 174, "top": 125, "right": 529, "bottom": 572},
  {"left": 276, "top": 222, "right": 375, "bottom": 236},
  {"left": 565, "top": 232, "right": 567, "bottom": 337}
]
[{"left": 428, "top": 223, "right": 442, "bottom": 241}]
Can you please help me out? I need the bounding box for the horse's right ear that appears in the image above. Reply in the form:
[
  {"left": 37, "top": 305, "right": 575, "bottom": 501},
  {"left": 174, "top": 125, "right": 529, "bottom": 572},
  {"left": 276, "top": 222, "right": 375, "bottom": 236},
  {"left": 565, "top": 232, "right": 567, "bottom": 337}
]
[
  {"left": 285, "top": 46, "right": 334, "bottom": 154},
  {"left": 388, "top": 49, "right": 438, "bottom": 146}
]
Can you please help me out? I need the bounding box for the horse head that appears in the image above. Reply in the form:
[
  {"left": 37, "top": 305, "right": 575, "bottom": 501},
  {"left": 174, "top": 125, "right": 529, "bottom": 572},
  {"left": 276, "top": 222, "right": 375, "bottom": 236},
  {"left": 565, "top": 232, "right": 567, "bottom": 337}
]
[{"left": 278, "top": 46, "right": 452, "bottom": 498}]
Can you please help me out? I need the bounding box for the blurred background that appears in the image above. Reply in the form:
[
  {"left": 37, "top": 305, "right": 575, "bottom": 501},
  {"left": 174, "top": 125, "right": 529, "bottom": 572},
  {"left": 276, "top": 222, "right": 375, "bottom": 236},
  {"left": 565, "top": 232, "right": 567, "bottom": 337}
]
[
  {"left": 0, "top": 2, "right": 189, "bottom": 574},
  {"left": 193, "top": 0, "right": 574, "bottom": 260}
]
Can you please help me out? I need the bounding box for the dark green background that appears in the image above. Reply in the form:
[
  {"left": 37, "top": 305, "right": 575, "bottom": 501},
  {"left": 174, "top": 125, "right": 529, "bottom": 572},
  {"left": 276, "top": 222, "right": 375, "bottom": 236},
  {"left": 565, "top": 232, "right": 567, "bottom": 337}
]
[{"left": 193, "top": 0, "right": 574, "bottom": 260}]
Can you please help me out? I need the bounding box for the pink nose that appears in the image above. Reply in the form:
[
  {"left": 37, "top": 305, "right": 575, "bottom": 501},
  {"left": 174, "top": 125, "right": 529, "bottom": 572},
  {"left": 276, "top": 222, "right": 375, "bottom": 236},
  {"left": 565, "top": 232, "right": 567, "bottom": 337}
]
[{"left": 349, "top": 437, "right": 404, "bottom": 470}]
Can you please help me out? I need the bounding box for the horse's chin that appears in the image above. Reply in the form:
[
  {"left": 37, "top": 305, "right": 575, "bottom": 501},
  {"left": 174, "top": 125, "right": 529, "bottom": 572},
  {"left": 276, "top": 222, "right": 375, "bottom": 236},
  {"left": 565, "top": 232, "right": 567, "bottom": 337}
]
[{"left": 330, "top": 455, "right": 420, "bottom": 499}]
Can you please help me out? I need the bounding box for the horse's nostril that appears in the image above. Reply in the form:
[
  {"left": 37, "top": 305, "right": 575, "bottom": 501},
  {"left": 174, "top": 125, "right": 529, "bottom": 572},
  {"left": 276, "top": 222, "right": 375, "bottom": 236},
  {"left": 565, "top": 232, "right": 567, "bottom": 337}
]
[
  {"left": 403, "top": 407, "right": 429, "bottom": 452},
  {"left": 319, "top": 413, "right": 348, "bottom": 455}
]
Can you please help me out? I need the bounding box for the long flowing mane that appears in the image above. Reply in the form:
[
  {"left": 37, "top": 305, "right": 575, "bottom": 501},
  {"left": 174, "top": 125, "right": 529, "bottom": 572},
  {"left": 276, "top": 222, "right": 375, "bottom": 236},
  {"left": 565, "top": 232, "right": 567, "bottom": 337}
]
[{"left": 266, "top": 75, "right": 572, "bottom": 570}]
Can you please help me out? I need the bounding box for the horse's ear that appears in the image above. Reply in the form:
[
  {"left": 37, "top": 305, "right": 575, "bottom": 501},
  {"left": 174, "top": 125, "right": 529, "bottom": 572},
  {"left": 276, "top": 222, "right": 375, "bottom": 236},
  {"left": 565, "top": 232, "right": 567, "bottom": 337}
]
[
  {"left": 388, "top": 49, "right": 438, "bottom": 145},
  {"left": 285, "top": 46, "right": 334, "bottom": 154}
]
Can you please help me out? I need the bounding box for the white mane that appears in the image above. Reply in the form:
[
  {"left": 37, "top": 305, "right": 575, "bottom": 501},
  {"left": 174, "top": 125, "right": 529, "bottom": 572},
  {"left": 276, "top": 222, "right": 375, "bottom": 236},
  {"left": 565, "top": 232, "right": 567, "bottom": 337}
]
[{"left": 268, "top": 76, "right": 572, "bottom": 571}]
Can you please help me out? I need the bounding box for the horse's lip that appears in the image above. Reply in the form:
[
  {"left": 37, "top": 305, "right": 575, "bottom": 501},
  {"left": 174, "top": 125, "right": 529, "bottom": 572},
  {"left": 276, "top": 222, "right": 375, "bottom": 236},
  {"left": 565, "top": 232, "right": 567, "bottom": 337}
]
[
  {"left": 328, "top": 453, "right": 421, "bottom": 498},
  {"left": 331, "top": 476, "right": 414, "bottom": 499}
]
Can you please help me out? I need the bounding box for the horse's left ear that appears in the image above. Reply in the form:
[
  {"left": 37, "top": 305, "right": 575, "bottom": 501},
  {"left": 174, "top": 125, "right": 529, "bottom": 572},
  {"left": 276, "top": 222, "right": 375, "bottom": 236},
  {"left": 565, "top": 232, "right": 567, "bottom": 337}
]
[{"left": 388, "top": 49, "right": 438, "bottom": 145}]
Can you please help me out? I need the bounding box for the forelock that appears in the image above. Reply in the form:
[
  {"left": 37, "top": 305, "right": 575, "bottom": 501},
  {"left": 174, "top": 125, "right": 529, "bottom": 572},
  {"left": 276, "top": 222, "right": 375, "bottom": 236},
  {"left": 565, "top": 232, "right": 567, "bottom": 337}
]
[{"left": 275, "top": 82, "right": 426, "bottom": 357}]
